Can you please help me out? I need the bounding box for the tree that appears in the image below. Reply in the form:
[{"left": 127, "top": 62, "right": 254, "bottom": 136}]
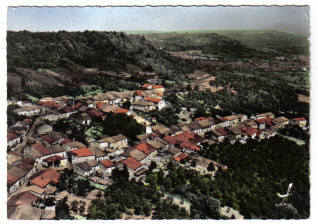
[
  {"left": 55, "top": 196, "right": 73, "bottom": 220},
  {"left": 43, "top": 197, "right": 56, "bottom": 207},
  {"left": 122, "top": 101, "right": 131, "bottom": 109},
  {"left": 71, "top": 200, "right": 79, "bottom": 213}
]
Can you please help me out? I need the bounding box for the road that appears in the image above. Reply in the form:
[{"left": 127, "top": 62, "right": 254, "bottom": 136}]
[{"left": 15, "top": 116, "right": 43, "bottom": 156}]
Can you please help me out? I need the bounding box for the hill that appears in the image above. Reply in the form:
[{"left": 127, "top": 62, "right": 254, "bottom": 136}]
[
  {"left": 7, "top": 31, "right": 196, "bottom": 97},
  {"left": 213, "top": 30, "right": 309, "bottom": 56},
  {"left": 142, "top": 32, "right": 270, "bottom": 59}
]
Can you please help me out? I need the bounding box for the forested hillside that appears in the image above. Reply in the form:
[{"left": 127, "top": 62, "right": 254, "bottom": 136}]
[
  {"left": 7, "top": 31, "right": 196, "bottom": 97},
  {"left": 143, "top": 32, "right": 267, "bottom": 59}
]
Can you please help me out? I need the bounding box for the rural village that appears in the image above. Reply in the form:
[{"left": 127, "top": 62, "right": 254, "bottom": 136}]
[{"left": 7, "top": 73, "right": 308, "bottom": 219}]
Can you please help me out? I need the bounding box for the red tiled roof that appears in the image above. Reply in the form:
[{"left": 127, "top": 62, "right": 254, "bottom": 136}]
[
  {"left": 101, "top": 159, "right": 114, "bottom": 168},
  {"left": 164, "top": 132, "right": 202, "bottom": 151},
  {"left": 41, "top": 135, "right": 55, "bottom": 144},
  {"left": 38, "top": 101, "right": 60, "bottom": 109},
  {"left": 7, "top": 191, "right": 40, "bottom": 207},
  {"left": 217, "top": 128, "right": 229, "bottom": 136},
  {"left": 88, "top": 109, "right": 103, "bottom": 117},
  {"left": 244, "top": 127, "right": 258, "bottom": 137},
  {"left": 136, "top": 90, "right": 143, "bottom": 96},
  {"left": 153, "top": 85, "right": 164, "bottom": 89},
  {"left": 7, "top": 174, "right": 19, "bottom": 187},
  {"left": 43, "top": 155, "right": 64, "bottom": 163},
  {"left": 63, "top": 106, "right": 76, "bottom": 113},
  {"left": 31, "top": 143, "right": 51, "bottom": 156},
  {"left": 218, "top": 117, "right": 228, "bottom": 122},
  {"left": 61, "top": 138, "right": 72, "bottom": 145},
  {"left": 121, "top": 157, "right": 142, "bottom": 170},
  {"left": 30, "top": 169, "right": 61, "bottom": 188},
  {"left": 71, "top": 147, "right": 94, "bottom": 157},
  {"left": 145, "top": 97, "right": 162, "bottom": 103},
  {"left": 96, "top": 102, "right": 105, "bottom": 110},
  {"left": 115, "top": 108, "right": 129, "bottom": 114},
  {"left": 17, "top": 158, "right": 34, "bottom": 171},
  {"left": 141, "top": 83, "right": 152, "bottom": 88},
  {"left": 255, "top": 118, "right": 268, "bottom": 124},
  {"left": 7, "top": 132, "right": 18, "bottom": 141},
  {"left": 173, "top": 153, "right": 188, "bottom": 162},
  {"left": 135, "top": 142, "right": 156, "bottom": 155},
  {"left": 293, "top": 117, "right": 306, "bottom": 122},
  {"left": 74, "top": 102, "right": 83, "bottom": 109}
]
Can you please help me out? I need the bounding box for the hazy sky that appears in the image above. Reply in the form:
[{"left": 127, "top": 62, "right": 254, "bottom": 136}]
[{"left": 7, "top": 6, "right": 310, "bottom": 35}]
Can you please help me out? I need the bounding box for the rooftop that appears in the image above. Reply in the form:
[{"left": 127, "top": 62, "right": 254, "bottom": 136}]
[{"left": 71, "top": 147, "right": 94, "bottom": 157}]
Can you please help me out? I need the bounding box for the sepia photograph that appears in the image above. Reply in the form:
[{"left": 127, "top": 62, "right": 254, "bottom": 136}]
[{"left": 4, "top": 3, "right": 312, "bottom": 221}]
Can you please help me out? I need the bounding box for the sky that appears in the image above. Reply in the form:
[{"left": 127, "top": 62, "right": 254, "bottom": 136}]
[{"left": 7, "top": 6, "right": 310, "bottom": 35}]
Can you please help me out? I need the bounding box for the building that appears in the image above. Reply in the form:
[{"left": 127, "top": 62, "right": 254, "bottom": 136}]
[
  {"left": 7, "top": 158, "right": 36, "bottom": 195},
  {"left": 14, "top": 105, "right": 42, "bottom": 116},
  {"left": 30, "top": 169, "right": 61, "bottom": 188},
  {"left": 144, "top": 97, "right": 166, "bottom": 110},
  {"left": 120, "top": 157, "right": 144, "bottom": 179},
  {"left": 70, "top": 147, "right": 95, "bottom": 164},
  {"left": 291, "top": 117, "right": 307, "bottom": 128},
  {"left": 74, "top": 160, "right": 99, "bottom": 177},
  {"left": 272, "top": 116, "right": 289, "bottom": 129},
  {"left": 99, "top": 159, "right": 115, "bottom": 178},
  {"left": 8, "top": 132, "right": 22, "bottom": 149},
  {"left": 98, "top": 134, "right": 128, "bottom": 150}
]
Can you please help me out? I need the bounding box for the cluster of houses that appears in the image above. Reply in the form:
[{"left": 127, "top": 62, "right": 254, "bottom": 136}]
[{"left": 7, "top": 82, "right": 309, "bottom": 210}]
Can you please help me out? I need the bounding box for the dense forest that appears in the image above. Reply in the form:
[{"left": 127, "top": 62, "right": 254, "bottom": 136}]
[
  {"left": 143, "top": 32, "right": 267, "bottom": 59},
  {"left": 7, "top": 31, "right": 196, "bottom": 98},
  {"left": 146, "top": 137, "right": 310, "bottom": 219}
]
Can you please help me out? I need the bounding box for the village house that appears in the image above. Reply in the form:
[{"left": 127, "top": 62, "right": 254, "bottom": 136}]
[
  {"left": 123, "top": 148, "right": 148, "bottom": 164},
  {"left": 132, "top": 100, "right": 157, "bottom": 112},
  {"left": 133, "top": 142, "right": 157, "bottom": 165},
  {"left": 263, "top": 128, "right": 277, "bottom": 139},
  {"left": 62, "top": 141, "right": 86, "bottom": 152},
  {"left": 242, "top": 126, "right": 258, "bottom": 139},
  {"left": 30, "top": 169, "right": 61, "bottom": 188},
  {"left": 23, "top": 143, "right": 67, "bottom": 165},
  {"left": 291, "top": 117, "right": 307, "bottom": 128},
  {"left": 189, "top": 122, "right": 203, "bottom": 135},
  {"left": 215, "top": 116, "right": 230, "bottom": 128},
  {"left": 164, "top": 132, "right": 202, "bottom": 152},
  {"left": 191, "top": 156, "right": 214, "bottom": 171},
  {"left": 196, "top": 118, "right": 216, "bottom": 135},
  {"left": 98, "top": 134, "right": 128, "bottom": 150},
  {"left": 255, "top": 118, "right": 273, "bottom": 130},
  {"left": 224, "top": 115, "right": 243, "bottom": 127},
  {"left": 73, "top": 112, "right": 92, "bottom": 125},
  {"left": 120, "top": 157, "right": 145, "bottom": 179},
  {"left": 173, "top": 153, "right": 189, "bottom": 163},
  {"left": 255, "top": 112, "right": 275, "bottom": 119},
  {"left": 90, "top": 147, "right": 108, "bottom": 162},
  {"left": 272, "top": 116, "right": 289, "bottom": 129},
  {"left": 74, "top": 160, "right": 99, "bottom": 177},
  {"left": 99, "top": 159, "right": 115, "bottom": 178},
  {"left": 8, "top": 132, "right": 22, "bottom": 149},
  {"left": 211, "top": 128, "right": 229, "bottom": 142},
  {"left": 42, "top": 109, "right": 61, "bottom": 121},
  {"left": 70, "top": 147, "right": 95, "bottom": 164},
  {"left": 7, "top": 158, "right": 36, "bottom": 195},
  {"left": 227, "top": 125, "right": 244, "bottom": 139},
  {"left": 145, "top": 97, "right": 166, "bottom": 110},
  {"left": 14, "top": 105, "right": 42, "bottom": 116}
]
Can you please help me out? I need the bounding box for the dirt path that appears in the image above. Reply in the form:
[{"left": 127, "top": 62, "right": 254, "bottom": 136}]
[{"left": 16, "top": 117, "right": 43, "bottom": 156}]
